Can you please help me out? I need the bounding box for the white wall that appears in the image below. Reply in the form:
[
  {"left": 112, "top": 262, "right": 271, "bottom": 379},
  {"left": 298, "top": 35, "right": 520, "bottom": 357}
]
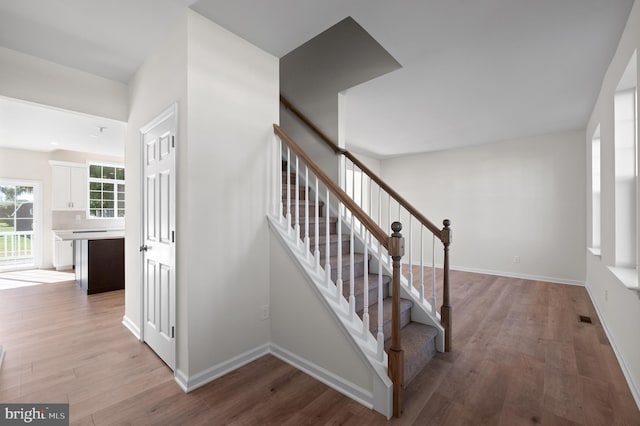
[
  {"left": 124, "top": 10, "right": 278, "bottom": 381},
  {"left": 380, "top": 130, "right": 586, "bottom": 284},
  {"left": 269, "top": 232, "right": 374, "bottom": 396},
  {"left": 184, "top": 10, "right": 278, "bottom": 376},
  {"left": 585, "top": 0, "right": 640, "bottom": 407},
  {"left": 0, "top": 47, "right": 127, "bottom": 121},
  {"left": 125, "top": 11, "right": 188, "bottom": 367},
  {"left": 0, "top": 147, "right": 123, "bottom": 268}
]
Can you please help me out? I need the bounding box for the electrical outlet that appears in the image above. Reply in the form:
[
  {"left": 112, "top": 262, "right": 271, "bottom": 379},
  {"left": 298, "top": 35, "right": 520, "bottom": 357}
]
[
  {"left": 261, "top": 305, "right": 269, "bottom": 320},
  {"left": 604, "top": 290, "right": 608, "bottom": 302},
  {"left": 513, "top": 256, "right": 521, "bottom": 264}
]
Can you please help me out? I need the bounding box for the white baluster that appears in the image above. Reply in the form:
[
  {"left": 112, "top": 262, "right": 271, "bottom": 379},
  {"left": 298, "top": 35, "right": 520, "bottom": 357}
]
[
  {"left": 387, "top": 193, "right": 392, "bottom": 268},
  {"left": 272, "top": 136, "right": 277, "bottom": 217},
  {"left": 304, "top": 166, "right": 310, "bottom": 260},
  {"left": 377, "top": 259, "right": 384, "bottom": 361},
  {"left": 368, "top": 174, "right": 372, "bottom": 218},
  {"left": 286, "top": 148, "right": 292, "bottom": 235},
  {"left": 325, "top": 189, "right": 332, "bottom": 288},
  {"left": 360, "top": 165, "right": 364, "bottom": 211},
  {"left": 408, "top": 217, "right": 413, "bottom": 291},
  {"left": 336, "top": 202, "right": 343, "bottom": 299},
  {"left": 295, "top": 156, "right": 300, "bottom": 247},
  {"left": 432, "top": 232, "right": 437, "bottom": 314},
  {"left": 349, "top": 207, "right": 355, "bottom": 316},
  {"left": 362, "top": 230, "right": 370, "bottom": 337},
  {"left": 420, "top": 226, "right": 425, "bottom": 302},
  {"left": 377, "top": 186, "right": 382, "bottom": 230},
  {"left": 278, "top": 138, "right": 283, "bottom": 222},
  {"left": 315, "top": 176, "right": 320, "bottom": 274}
]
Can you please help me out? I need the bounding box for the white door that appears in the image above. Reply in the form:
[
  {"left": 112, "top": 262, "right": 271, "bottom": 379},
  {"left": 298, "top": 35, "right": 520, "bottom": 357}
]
[{"left": 140, "top": 105, "right": 177, "bottom": 370}]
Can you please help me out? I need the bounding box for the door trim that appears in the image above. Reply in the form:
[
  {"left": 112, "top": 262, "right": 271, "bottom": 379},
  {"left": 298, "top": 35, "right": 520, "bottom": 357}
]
[
  {"left": 0, "top": 178, "right": 43, "bottom": 271},
  {"left": 139, "top": 102, "right": 178, "bottom": 369}
]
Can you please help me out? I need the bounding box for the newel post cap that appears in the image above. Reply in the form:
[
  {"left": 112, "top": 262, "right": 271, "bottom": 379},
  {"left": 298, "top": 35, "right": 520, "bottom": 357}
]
[
  {"left": 389, "top": 222, "right": 405, "bottom": 257},
  {"left": 442, "top": 219, "right": 452, "bottom": 245}
]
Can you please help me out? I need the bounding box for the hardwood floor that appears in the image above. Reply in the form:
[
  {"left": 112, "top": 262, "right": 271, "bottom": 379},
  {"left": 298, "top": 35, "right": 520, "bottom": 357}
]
[{"left": 0, "top": 272, "right": 638, "bottom": 425}]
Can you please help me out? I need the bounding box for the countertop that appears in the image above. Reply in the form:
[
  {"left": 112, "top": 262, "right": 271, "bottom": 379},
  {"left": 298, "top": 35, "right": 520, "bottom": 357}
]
[{"left": 53, "top": 229, "right": 125, "bottom": 241}]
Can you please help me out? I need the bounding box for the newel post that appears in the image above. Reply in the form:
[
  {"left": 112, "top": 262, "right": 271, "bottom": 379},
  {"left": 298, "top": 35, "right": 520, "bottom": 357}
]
[
  {"left": 388, "top": 221, "right": 405, "bottom": 418},
  {"left": 441, "top": 219, "right": 452, "bottom": 352}
]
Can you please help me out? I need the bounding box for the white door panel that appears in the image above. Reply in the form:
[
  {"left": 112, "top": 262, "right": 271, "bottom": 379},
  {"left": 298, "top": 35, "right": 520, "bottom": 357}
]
[{"left": 141, "top": 105, "right": 176, "bottom": 370}]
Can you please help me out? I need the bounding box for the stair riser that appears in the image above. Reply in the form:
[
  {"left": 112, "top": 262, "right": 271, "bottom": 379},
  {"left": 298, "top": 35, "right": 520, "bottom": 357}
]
[
  {"left": 291, "top": 220, "right": 337, "bottom": 237},
  {"left": 283, "top": 204, "right": 325, "bottom": 218},
  {"left": 281, "top": 174, "right": 298, "bottom": 185},
  {"left": 378, "top": 307, "right": 411, "bottom": 339},
  {"left": 282, "top": 186, "right": 307, "bottom": 199},
  {"left": 405, "top": 340, "right": 437, "bottom": 386},
  {"left": 349, "top": 282, "right": 389, "bottom": 313},
  {"left": 315, "top": 239, "right": 351, "bottom": 263},
  {"left": 330, "top": 258, "right": 365, "bottom": 282}
]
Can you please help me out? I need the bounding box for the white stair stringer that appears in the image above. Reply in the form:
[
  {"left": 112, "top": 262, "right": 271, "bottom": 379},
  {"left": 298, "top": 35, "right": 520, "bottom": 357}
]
[{"left": 268, "top": 214, "right": 393, "bottom": 419}]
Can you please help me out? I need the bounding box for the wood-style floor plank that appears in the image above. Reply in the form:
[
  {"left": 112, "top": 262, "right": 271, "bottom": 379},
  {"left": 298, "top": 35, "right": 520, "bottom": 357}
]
[{"left": 1, "top": 271, "right": 639, "bottom": 425}]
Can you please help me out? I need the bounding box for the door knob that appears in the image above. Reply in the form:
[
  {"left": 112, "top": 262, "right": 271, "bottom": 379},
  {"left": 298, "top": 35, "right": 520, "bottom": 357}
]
[{"left": 139, "top": 245, "right": 149, "bottom": 252}]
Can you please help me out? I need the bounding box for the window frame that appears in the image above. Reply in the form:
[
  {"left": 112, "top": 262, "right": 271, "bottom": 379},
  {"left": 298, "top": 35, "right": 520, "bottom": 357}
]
[{"left": 87, "top": 162, "right": 125, "bottom": 219}]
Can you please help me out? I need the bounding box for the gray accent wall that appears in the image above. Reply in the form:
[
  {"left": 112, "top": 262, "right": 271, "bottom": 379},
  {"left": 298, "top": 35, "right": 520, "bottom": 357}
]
[{"left": 280, "top": 17, "right": 401, "bottom": 181}]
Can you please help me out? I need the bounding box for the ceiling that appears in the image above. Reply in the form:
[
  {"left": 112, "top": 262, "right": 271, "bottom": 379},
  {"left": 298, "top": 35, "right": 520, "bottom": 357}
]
[
  {"left": 0, "top": 0, "right": 635, "bottom": 157},
  {"left": 0, "top": 97, "right": 125, "bottom": 157}
]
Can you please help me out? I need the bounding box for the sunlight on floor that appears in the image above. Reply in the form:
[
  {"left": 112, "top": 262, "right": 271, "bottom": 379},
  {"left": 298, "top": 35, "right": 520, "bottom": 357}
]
[{"left": 0, "top": 269, "right": 75, "bottom": 290}]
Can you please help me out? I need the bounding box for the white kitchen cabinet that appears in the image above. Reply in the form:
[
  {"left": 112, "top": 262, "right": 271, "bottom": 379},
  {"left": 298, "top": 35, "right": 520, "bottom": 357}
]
[
  {"left": 51, "top": 162, "right": 87, "bottom": 211},
  {"left": 53, "top": 239, "right": 74, "bottom": 271}
]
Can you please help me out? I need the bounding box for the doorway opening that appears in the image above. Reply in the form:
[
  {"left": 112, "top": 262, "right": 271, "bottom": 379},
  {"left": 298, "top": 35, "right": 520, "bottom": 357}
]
[{"left": 0, "top": 181, "right": 41, "bottom": 271}]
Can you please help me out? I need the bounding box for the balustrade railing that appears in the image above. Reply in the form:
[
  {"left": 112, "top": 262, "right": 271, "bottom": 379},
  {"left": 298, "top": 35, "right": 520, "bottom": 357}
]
[
  {"left": 281, "top": 95, "right": 452, "bottom": 352},
  {"left": 0, "top": 231, "right": 34, "bottom": 264},
  {"left": 272, "top": 124, "right": 406, "bottom": 416}
]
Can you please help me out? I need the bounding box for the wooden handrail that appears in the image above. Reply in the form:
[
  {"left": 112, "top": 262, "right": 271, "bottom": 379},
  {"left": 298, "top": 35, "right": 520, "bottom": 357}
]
[
  {"left": 274, "top": 124, "right": 390, "bottom": 249},
  {"left": 275, "top": 123, "right": 410, "bottom": 417},
  {"left": 280, "top": 95, "right": 345, "bottom": 155},
  {"left": 280, "top": 94, "right": 443, "bottom": 240},
  {"left": 280, "top": 95, "right": 453, "bottom": 354}
]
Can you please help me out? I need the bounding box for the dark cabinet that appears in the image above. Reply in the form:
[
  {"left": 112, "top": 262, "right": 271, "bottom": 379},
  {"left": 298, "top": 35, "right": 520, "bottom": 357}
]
[{"left": 75, "top": 238, "right": 124, "bottom": 294}]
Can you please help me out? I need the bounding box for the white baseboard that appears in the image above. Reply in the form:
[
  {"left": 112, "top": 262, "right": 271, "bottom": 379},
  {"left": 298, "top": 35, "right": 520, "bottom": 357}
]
[
  {"left": 450, "top": 265, "right": 586, "bottom": 287},
  {"left": 174, "top": 343, "right": 270, "bottom": 393},
  {"left": 121, "top": 315, "right": 141, "bottom": 340},
  {"left": 585, "top": 285, "right": 640, "bottom": 410},
  {"left": 269, "top": 343, "right": 374, "bottom": 410},
  {"left": 172, "top": 342, "right": 376, "bottom": 413},
  {"left": 174, "top": 369, "right": 189, "bottom": 393}
]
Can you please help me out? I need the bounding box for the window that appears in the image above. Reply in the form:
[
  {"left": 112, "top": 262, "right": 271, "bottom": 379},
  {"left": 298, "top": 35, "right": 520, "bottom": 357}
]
[
  {"left": 614, "top": 51, "right": 637, "bottom": 268},
  {"left": 592, "top": 125, "right": 601, "bottom": 250},
  {"left": 89, "top": 164, "right": 125, "bottom": 218}
]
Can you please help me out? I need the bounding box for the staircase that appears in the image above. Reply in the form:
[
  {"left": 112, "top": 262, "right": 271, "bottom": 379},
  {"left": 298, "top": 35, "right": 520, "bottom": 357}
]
[{"left": 281, "top": 160, "right": 439, "bottom": 407}]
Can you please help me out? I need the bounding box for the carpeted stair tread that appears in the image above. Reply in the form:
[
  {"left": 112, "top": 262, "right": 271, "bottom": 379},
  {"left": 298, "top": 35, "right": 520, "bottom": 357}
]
[
  {"left": 328, "top": 252, "right": 367, "bottom": 265},
  {"left": 309, "top": 233, "right": 351, "bottom": 245},
  {"left": 342, "top": 274, "right": 391, "bottom": 312},
  {"left": 364, "top": 298, "right": 413, "bottom": 338},
  {"left": 384, "top": 322, "right": 438, "bottom": 387},
  {"left": 282, "top": 185, "right": 307, "bottom": 199},
  {"left": 293, "top": 216, "right": 338, "bottom": 237},
  {"left": 283, "top": 201, "right": 325, "bottom": 218},
  {"left": 311, "top": 233, "right": 351, "bottom": 259},
  {"left": 327, "top": 253, "right": 368, "bottom": 283}
]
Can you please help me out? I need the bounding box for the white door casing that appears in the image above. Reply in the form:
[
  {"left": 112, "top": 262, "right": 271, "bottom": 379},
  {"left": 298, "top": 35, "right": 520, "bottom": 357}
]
[{"left": 140, "top": 104, "right": 177, "bottom": 370}]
